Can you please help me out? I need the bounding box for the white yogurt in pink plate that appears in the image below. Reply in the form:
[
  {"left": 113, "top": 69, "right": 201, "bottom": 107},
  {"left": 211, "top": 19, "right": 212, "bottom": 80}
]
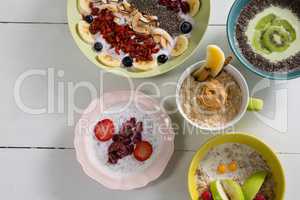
[{"left": 74, "top": 90, "right": 175, "bottom": 190}]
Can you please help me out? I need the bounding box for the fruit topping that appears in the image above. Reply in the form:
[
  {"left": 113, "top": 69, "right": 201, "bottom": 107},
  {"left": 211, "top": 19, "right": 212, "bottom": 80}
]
[
  {"left": 221, "top": 179, "right": 245, "bottom": 200},
  {"left": 247, "top": 98, "right": 264, "bottom": 111},
  {"left": 262, "top": 26, "right": 290, "bottom": 52},
  {"left": 242, "top": 171, "right": 267, "bottom": 200},
  {"left": 180, "top": 21, "right": 193, "bottom": 34},
  {"left": 78, "top": 0, "right": 92, "bottom": 15},
  {"left": 84, "top": 15, "right": 94, "bottom": 24},
  {"left": 93, "top": 42, "right": 103, "bottom": 52},
  {"left": 210, "top": 180, "right": 230, "bottom": 200},
  {"left": 217, "top": 163, "right": 227, "bottom": 174},
  {"left": 201, "top": 190, "right": 213, "bottom": 200},
  {"left": 89, "top": 9, "right": 159, "bottom": 62},
  {"left": 134, "top": 141, "right": 153, "bottom": 162},
  {"left": 157, "top": 54, "right": 169, "bottom": 64},
  {"left": 77, "top": 20, "right": 95, "bottom": 44},
  {"left": 254, "top": 194, "right": 266, "bottom": 200},
  {"left": 97, "top": 53, "right": 121, "bottom": 67},
  {"left": 158, "top": 0, "right": 190, "bottom": 14},
  {"left": 255, "top": 14, "right": 276, "bottom": 30},
  {"left": 151, "top": 28, "right": 174, "bottom": 48},
  {"left": 94, "top": 119, "right": 115, "bottom": 141},
  {"left": 122, "top": 56, "right": 134, "bottom": 67},
  {"left": 228, "top": 160, "right": 238, "bottom": 172},
  {"left": 186, "top": 0, "right": 201, "bottom": 16},
  {"left": 206, "top": 45, "right": 226, "bottom": 77},
  {"left": 252, "top": 14, "right": 296, "bottom": 54},
  {"left": 192, "top": 45, "right": 226, "bottom": 81},
  {"left": 107, "top": 117, "right": 152, "bottom": 164},
  {"left": 133, "top": 59, "right": 158, "bottom": 71},
  {"left": 171, "top": 35, "right": 189, "bottom": 57}
]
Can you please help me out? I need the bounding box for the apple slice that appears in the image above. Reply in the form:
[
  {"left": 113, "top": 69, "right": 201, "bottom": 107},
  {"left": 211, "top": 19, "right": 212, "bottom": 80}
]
[
  {"left": 210, "top": 180, "right": 230, "bottom": 200},
  {"left": 221, "top": 179, "right": 245, "bottom": 200},
  {"left": 242, "top": 171, "right": 268, "bottom": 200}
]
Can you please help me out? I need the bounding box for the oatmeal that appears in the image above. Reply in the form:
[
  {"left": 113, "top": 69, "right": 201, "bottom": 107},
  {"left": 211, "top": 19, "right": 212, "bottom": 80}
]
[
  {"left": 179, "top": 70, "right": 242, "bottom": 128},
  {"left": 196, "top": 143, "right": 276, "bottom": 200}
]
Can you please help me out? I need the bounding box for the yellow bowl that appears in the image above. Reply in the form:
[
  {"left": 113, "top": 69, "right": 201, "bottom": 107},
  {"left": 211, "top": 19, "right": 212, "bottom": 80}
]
[{"left": 188, "top": 133, "right": 285, "bottom": 200}]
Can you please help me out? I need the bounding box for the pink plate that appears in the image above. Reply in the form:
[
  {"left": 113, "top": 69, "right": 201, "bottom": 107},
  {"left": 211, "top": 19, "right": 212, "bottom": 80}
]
[{"left": 74, "top": 90, "right": 175, "bottom": 190}]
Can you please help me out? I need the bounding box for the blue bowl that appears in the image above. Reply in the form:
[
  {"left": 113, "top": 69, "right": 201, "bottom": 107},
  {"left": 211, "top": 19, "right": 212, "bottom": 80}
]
[{"left": 227, "top": 0, "right": 300, "bottom": 80}]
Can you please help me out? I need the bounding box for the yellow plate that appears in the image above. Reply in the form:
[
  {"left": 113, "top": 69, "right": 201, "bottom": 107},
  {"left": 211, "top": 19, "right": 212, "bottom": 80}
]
[{"left": 188, "top": 133, "right": 285, "bottom": 200}]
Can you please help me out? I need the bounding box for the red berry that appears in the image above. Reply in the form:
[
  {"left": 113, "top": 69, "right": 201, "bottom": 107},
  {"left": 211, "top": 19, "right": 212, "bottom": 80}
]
[
  {"left": 201, "top": 191, "right": 212, "bottom": 200},
  {"left": 255, "top": 194, "right": 266, "bottom": 200},
  {"left": 94, "top": 119, "right": 115, "bottom": 141},
  {"left": 133, "top": 141, "right": 153, "bottom": 161}
]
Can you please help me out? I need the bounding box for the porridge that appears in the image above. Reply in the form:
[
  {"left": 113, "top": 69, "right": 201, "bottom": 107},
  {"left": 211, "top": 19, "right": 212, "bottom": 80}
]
[
  {"left": 196, "top": 143, "right": 276, "bottom": 200},
  {"left": 180, "top": 70, "right": 242, "bottom": 128}
]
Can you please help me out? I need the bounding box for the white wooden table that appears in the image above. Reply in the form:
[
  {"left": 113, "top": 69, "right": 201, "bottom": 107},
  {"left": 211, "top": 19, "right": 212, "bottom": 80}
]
[{"left": 0, "top": 0, "right": 299, "bottom": 199}]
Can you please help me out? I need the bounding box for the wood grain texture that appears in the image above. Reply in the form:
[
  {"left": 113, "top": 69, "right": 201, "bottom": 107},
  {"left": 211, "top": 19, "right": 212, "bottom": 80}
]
[
  {"left": 0, "top": 24, "right": 299, "bottom": 154},
  {"left": 0, "top": 0, "right": 235, "bottom": 25},
  {"left": 0, "top": 149, "right": 297, "bottom": 199},
  {"left": 0, "top": 1, "right": 298, "bottom": 199}
]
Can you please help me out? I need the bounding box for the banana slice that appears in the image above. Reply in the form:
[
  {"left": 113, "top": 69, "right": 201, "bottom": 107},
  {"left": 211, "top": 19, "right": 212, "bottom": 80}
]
[
  {"left": 97, "top": 53, "right": 121, "bottom": 67},
  {"left": 186, "top": 0, "right": 200, "bottom": 17},
  {"left": 97, "top": 4, "right": 118, "bottom": 12},
  {"left": 78, "top": 0, "right": 91, "bottom": 15},
  {"left": 151, "top": 28, "right": 174, "bottom": 47},
  {"left": 77, "top": 20, "right": 95, "bottom": 44},
  {"left": 171, "top": 35, "right": 189, "bottom": 57},
  {"left": 192, "top": 63, "right": 210, "bottom": 81},
  {"left": 132, "top": 12, "right": 151, "bottom": 34},
  {"left": 133, "top": 59, "right": 157, "bottom": 71}
]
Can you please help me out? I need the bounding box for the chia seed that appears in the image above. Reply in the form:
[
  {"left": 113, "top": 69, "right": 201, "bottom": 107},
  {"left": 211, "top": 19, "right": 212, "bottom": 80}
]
[
  {"left": 236, "top": 0, "right": 300, "bottom": 73},
  {"left": 129, "top": 0, "right": 183, "bottom": 36}
]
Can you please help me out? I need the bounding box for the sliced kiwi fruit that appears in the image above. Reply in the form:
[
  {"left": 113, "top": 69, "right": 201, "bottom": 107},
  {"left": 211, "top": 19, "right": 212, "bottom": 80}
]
[
  {"left": 255, "top": 14, "right": 276, "bottom": 30},
  {"left": 262, "top": 26, "right": 291, "bottom": 52},
  {"left": 252, "top": 30, "right": 271, "bottom": 54},
  {"left": 272, "top": 19, "right": 296, "bottom": 42}
]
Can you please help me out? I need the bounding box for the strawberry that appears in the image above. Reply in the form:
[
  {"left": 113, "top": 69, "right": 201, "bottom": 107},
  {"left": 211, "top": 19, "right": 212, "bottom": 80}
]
[
  {"left": 201, "top": 190, "right": 212, "bottom": 200},
  {"left": 255, "top": 194, "right": 266, "bottom": 200},
  {"left": 134, "top": 141, "right": 153, "bottom": 162},
  {"left": 94, "top": 119, "right": 115, "bottom": 142}
]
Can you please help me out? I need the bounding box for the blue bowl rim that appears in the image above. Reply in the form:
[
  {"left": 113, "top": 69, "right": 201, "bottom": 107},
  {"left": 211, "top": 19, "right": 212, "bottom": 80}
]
[{"left": 226, "top": 0, "right": 300, "bottom": 80}]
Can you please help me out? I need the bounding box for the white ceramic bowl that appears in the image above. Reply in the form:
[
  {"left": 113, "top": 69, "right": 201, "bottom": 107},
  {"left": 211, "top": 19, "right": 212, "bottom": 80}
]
[{"left": 176, "top": 61, "right": 249, "bottom": 131}]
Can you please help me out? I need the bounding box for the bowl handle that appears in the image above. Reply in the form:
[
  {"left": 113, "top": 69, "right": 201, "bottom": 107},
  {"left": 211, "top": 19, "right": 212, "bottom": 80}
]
[{"left": 247, "top": 97, "right": 264, "bottom": 111}]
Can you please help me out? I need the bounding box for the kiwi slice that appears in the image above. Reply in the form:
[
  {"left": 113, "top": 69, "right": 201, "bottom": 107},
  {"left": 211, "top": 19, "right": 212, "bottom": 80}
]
[
  {"left": 272, "top": 19, "right": 296, "bottom": 42},
  {"left": 255, "top": 14, "right": 276, "bottom": 30},
  {"left": 262, "top": 26, "right": 291, "bottom": 52},
  {"left": 252, "top": 30, "right": 271, "bottom": 54}
]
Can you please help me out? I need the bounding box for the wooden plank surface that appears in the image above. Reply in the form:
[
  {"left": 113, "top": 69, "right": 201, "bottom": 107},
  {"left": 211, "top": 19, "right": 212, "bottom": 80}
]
[
  {"left": 0, "top": 0, "right": 235, "bottom": 25},
  {"left": 0, "top": 0, "right": 298, "bottom": 199},
  {"left": 0, "top": 23, "right": 299, "bottom": 154},
  {"left": 0, "top": 149, "right": 297, "bottom": 199}
]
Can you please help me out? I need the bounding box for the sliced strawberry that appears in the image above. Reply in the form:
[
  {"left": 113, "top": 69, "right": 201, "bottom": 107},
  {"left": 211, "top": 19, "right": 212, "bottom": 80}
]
[
  {"left": 94, "top": 119, "right": 115, "bottom": 142},
  {"left": 134, "top": 141, "right": 153, "bottom": 162}
]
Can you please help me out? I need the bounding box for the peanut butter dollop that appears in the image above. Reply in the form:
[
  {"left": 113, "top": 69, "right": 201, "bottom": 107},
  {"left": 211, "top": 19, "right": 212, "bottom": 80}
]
[{"left": 196, "top": 79, "right": 227, "bottom": 111}]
